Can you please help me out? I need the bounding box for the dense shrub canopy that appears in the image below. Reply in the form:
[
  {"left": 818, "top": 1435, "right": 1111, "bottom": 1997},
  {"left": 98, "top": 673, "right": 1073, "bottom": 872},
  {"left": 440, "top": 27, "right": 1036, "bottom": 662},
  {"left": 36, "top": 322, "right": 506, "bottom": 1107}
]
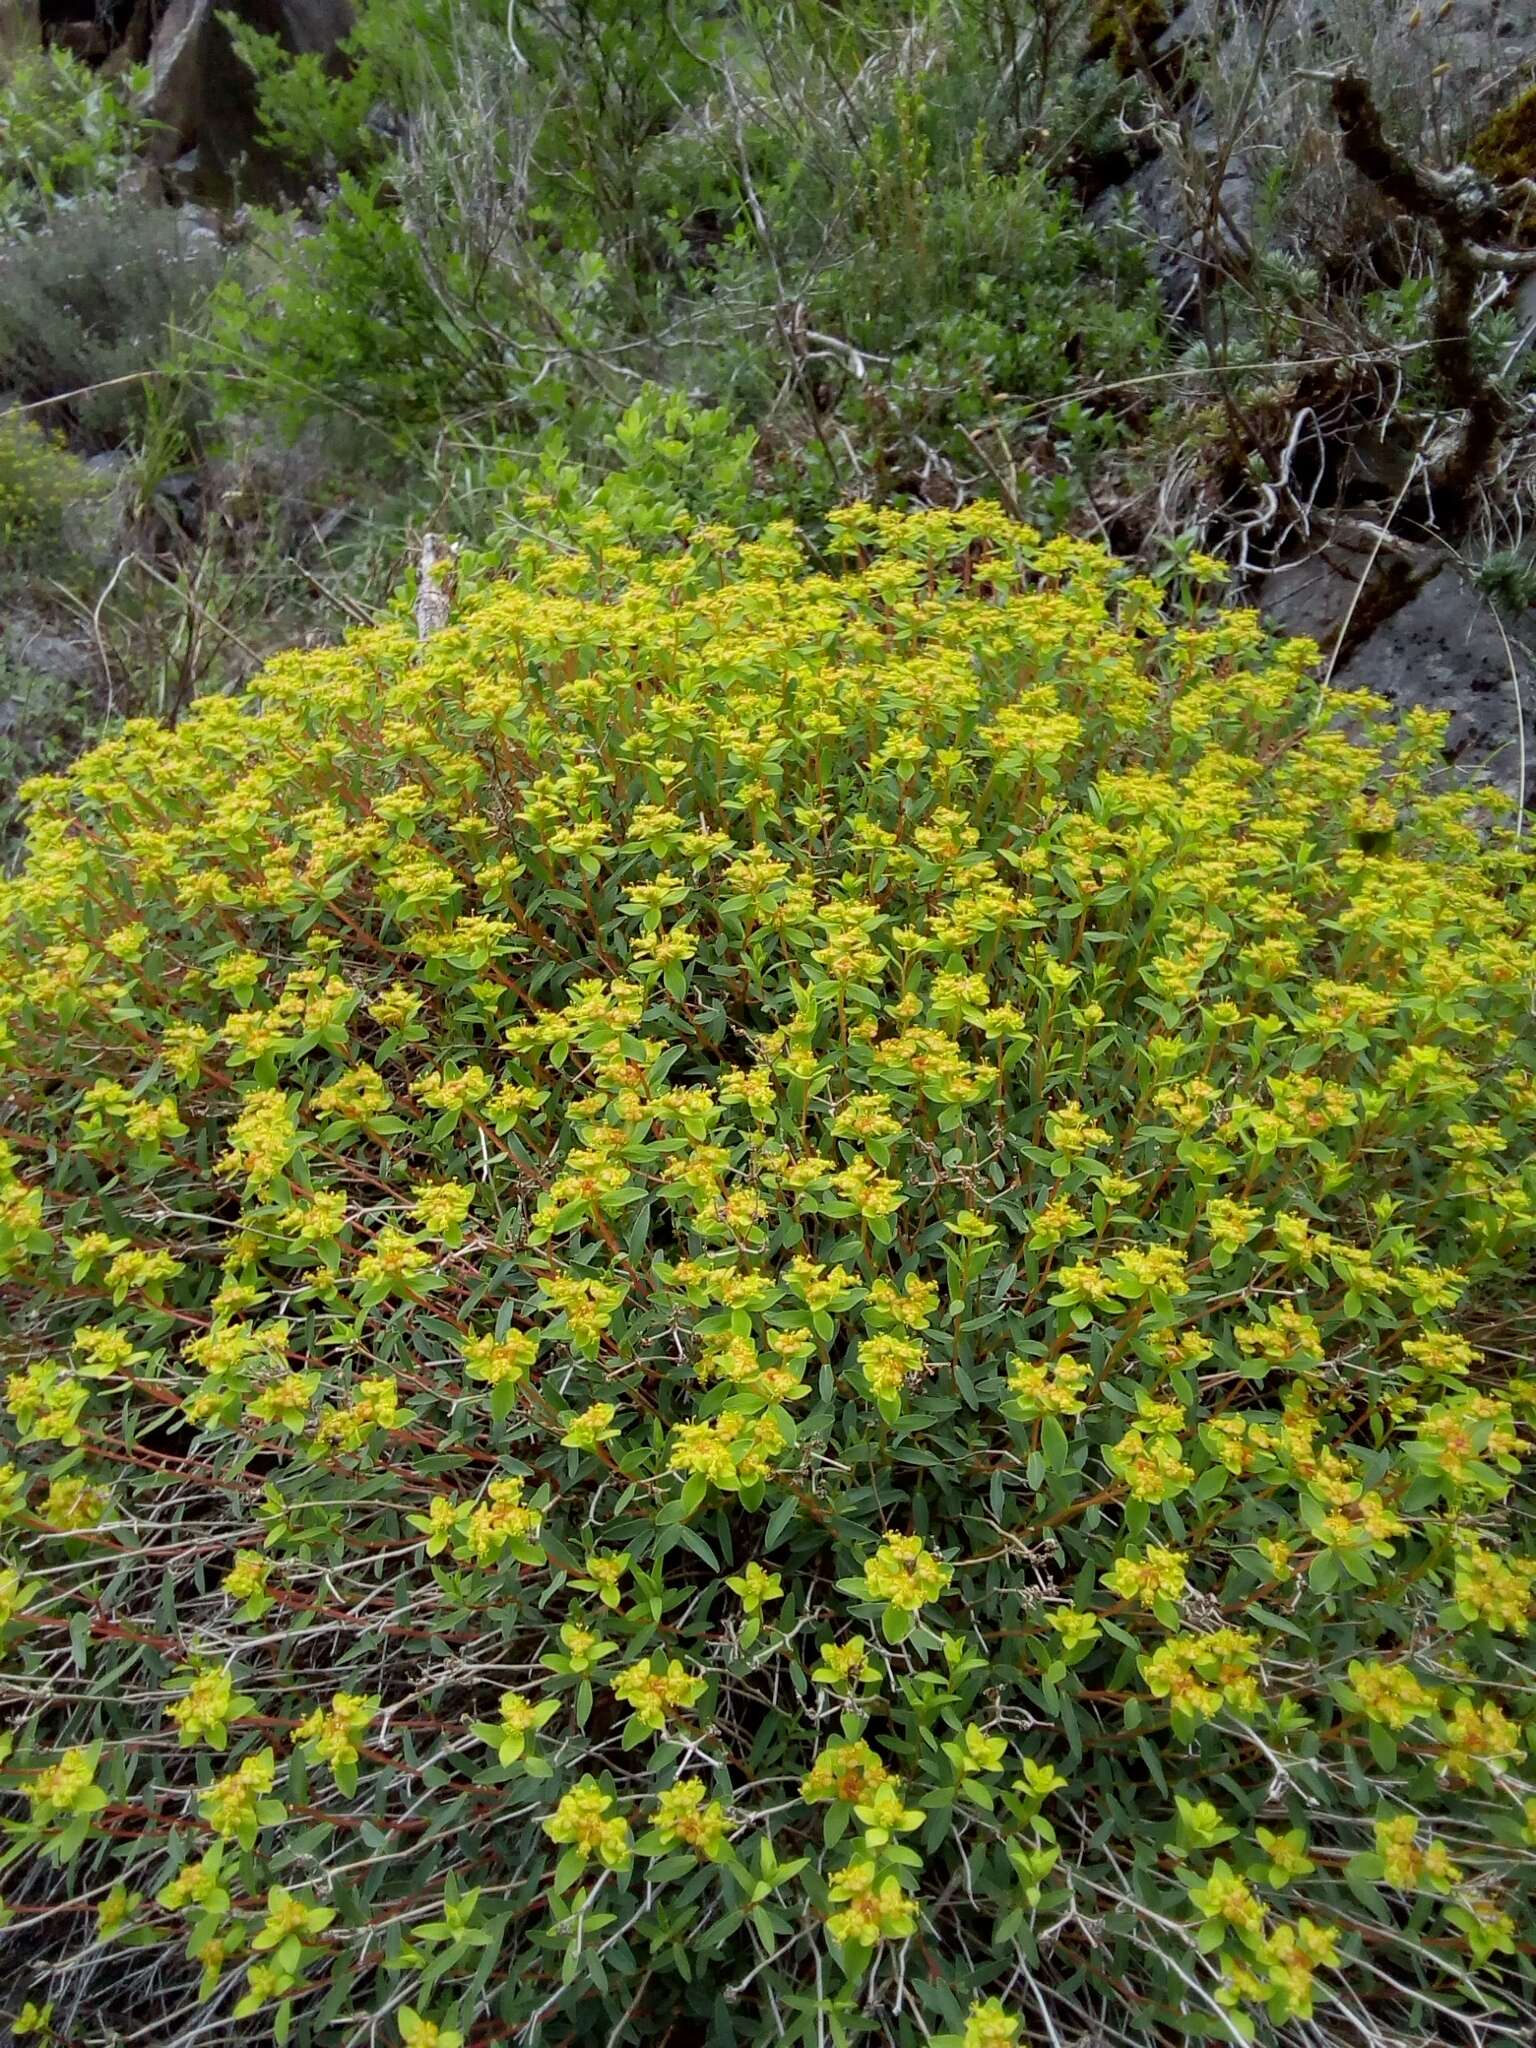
[{"left": 2, "top": 507, "right": 1535, "bottom": 2048}]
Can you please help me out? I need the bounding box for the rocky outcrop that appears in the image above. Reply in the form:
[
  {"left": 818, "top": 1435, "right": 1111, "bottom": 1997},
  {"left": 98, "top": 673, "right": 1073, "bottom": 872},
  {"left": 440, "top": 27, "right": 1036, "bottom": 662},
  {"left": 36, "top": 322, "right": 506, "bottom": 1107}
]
[
  {"left": 39, "top": 4, "right": 158, "bottom": 64},
  {"left": 1263, "top": 540, "right": 1534, "bottom": 800},
  {"left": 1338, "top": 571, "right": 1534, "bottom": 797},
  {"left": 40, "top": 1, "right": 353, "bottom": 195},
  {"left": 142, "top": 1, "right": 352, "bottom": 192}
]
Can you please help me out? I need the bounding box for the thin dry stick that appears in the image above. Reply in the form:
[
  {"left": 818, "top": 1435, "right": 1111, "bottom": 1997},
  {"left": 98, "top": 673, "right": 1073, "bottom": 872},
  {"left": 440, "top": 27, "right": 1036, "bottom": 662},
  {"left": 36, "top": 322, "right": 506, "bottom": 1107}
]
[
  {"left": 414, "top": 532, "right": 454, "bottom": 640},
  {"left": 1482, "top": 597, "right": 1530, "bottom": 839}
]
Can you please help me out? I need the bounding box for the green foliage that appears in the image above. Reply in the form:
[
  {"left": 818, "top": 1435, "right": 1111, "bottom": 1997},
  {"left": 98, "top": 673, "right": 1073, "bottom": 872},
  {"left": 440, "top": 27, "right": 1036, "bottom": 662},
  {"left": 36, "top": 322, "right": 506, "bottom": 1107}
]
[
  {"left": 0, "top": 1, "right": 1164, "bottom": 837},
  {"left": 0, "top": 46, "right": 148, "bottom": 233},
  {"left": 0, "top": 200, "right": 226, "bottom": 442},
  {"left": 221, "top": 9, "right": 383, "bottom": 177},
  {"left": 460, "top": 387, "right": 763, "bottom": 564},
  {"left": 2, "top": 505, "right": 1534, "bottom": 2046},
  {"left": 200, "top": 0, "right": 1161, "bottom": 515},
  {"left": 203, "top": 175, "right": 490, "bottom": 444},
  {"left": 0, "top": 411, "right": 101, "bottom": 559},
  {"left": 1474, "top": 547, "right": 1536, "bottom": 614}
]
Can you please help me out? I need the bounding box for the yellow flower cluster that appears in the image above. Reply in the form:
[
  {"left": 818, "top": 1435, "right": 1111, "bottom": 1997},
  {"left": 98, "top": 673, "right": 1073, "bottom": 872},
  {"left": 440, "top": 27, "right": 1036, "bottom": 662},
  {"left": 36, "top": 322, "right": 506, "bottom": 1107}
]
[
  {"left": 199, "top": 1748, "right": 280, "bottom": 1842},
  {"left": 26, "top": 1747, "right": 102, "bottom": 1821},
  {"left": 801, "top": 1739, "right": 896, "bottom": 1807},
  {"left": 1453, "top": 1539, "right": 1536, "bottom": 1632},
  {"left": 167, "top": 1665, "right": 253, "bottom": 1749},
  {"left": 461, "top": 1329, "right": 539, "bottom": 1389},
  {"left": 611, "top": 1657, "right": 705, "bottom": 1730},
  {"left": 1102, "top": 1543, "right": 1187, "bottom": 1608},
  {"left": 666, "top": 1409, "right": 786, "bottom": 1490},
  {"left": 825, "top": 1858, "right": 919, "bottom": 1946},
  {"left": 859, "top": 1532, "right": 953, "bottom": 1614},
  {"left": 1141, "top": 1630, "right": 1263, "bottom": 1724},
  {"left": 543, "top": 1779, "right": 631, "bottom": 1869},
  {"left": 650, "top": 1777, "right": 730, "bottom": 1859},
  {"left": 295, "top": 1692, "right": 377, "bottom": 1777}
]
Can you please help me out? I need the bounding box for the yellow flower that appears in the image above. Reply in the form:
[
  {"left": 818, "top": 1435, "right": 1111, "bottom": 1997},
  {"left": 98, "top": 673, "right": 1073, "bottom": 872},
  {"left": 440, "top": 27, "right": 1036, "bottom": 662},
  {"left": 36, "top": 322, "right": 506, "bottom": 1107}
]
[
  {"left": 223, "top": 1550, "right": 271, "bottom": 1605},
  {"left": 1142, "top": 1630, "right": 1262, "bottom": 1724},
  {"left": 1255, "top": 1826, "right": 1315, "bottom": 1885},
  {"left": 167, "top": 1665, "right": 254, "bottom": 1750},
  {"left": 217, "top": 1089, "right": 301, "bottom": 1189},
  {"left": 1440, "top": 1696, "right": 1522, "bottom": 1780},
  {"left": 858, "top": 1333, "right": 926, "bottom": 1401},
  {"left": 1188, "top": 1859, "right": 1265, "bottom": 1940},
  {"left": 611, "top": 1657, "right": 705, "bottom": 1731},
  {"left": 560, "top": 1401, "right": 619, "bottom": 1450},
  {"left": 725, "top": 1560, "right": 783, "bottom": 1614},
  {"left": 200, "top": 1748, "right": 281, "bottom": 1843},
  {"left": 543, "top": 1779, "right": 631, "bottom": 1869},
  {"left": 825, "top": 1857, "right": 919, "bottom": 1945},
  {"left": 26, "top": 1746, "right": 105, "bottom": 1822},
  {"left": 1006, "top": 1352, "right": 1092, "bottom": 1418},
  {"left": 829, "top": 1155, "right": 904, "bottom": 1221},
  {"left": 666, "top": 1409, "right": 785, "bottom": 1490},
  {"left": 1346, "top": 1659, "right": 1439, "bottom": 1730},
  {"left": 295, "top": 1692, "right": 377, "bottom": 1779},
  {"left": 801, "top": 1738, "right": 896, "bottom": 1806},
  {"left": 315, "top": 1065, "right": 392, "bottom": 1124},
  {"left": 859, "top": 1533, "right": 952, "bottom": 1614},
  {"left": 1047, "top": 1607, "right": 1101, "bottom": 1652},
  {"left": 650, "top": 1777, "right": 730, "bottom": 1859},
  {"left": 1108, "top": 1425, "right": 1194, "bottom": 1504},
  {"left": 409, "top": 1180, "right": 474, "bottom": 1238},
  {"left": 1102, "top": 1543, "right": 1187, "bottom": 1608},
  {"left": 462, "top": 1328, "right": 539, "bottom": 1389},
  {"left": 812, "top": 1637, "right": 881, "bottom": 1691},
  {"left": 955, "top": 1998, "right": 1022, "bottom": 2048},
  {"left": 1452, "top": 1539, "right": 1536, "bottom": 1633}
]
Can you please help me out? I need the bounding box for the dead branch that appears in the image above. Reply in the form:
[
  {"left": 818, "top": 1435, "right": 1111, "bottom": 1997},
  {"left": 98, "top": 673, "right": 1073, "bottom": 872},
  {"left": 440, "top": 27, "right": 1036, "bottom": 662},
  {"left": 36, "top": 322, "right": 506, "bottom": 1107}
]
[{"left": 1330, "top": 74, "right": 1519, "bottom": 524}]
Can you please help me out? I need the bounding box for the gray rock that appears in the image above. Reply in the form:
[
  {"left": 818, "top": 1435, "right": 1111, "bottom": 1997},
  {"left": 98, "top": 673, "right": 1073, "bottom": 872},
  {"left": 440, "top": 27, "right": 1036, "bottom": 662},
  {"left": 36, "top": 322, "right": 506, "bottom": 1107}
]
[
  {"left": 1333, "top": 569, "right": 1534, "bottom": 801},
  {"left": 1260, "top": 527, "right": 1440, "bottom": 652},
  {"left": 2, "top": 619, "right": 97, "bottom": 694},
  {"left": 1264, "top": 549, "right": 1534, "bottom": 801},
  {"left": 1258, "top": 535, "right": 1534, "bottom": 803},
  {"left": 144, "top": 0, "right": 353, "bottom": 188}
]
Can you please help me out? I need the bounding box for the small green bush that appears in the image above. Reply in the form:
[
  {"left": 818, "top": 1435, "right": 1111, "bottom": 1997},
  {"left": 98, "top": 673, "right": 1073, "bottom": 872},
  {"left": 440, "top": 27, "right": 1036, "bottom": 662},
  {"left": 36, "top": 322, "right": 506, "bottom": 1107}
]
[
  {"left": 202, "top": 175, "right": 505, "bottom": 446},
  {"left": 1, "top": 506, "right": 1534, "bottom": 2047},
  {"left": 0, "top": 46, "right": 147, "bottom": 233},
  {"left": 0, "top": 200, "right": 227, "bottom": 444},
  {"left": 461, "top": 387, "right": 763, "bottom": 559},
  {"left": 0, "top": 411, "right": 101, "bottom": 559}
]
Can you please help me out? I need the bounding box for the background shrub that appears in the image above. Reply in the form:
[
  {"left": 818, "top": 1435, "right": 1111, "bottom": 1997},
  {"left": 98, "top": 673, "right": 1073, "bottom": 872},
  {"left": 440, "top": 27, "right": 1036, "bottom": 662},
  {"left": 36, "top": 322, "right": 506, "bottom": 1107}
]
[
  {"left": 203, "top": 0, "right": 1161, "bottom": 516},
  {"left": 0, "top": 411, "right": 102, "bottom": 559},
  {"left": 1, "top": 507, "right": 1534, "bottom": 2046},
  {"left": 0, "top": 200, "right": 227, "bottom": 445},
  {"left": 17, "top": 0, "right": 1536, "bottom": 862}
]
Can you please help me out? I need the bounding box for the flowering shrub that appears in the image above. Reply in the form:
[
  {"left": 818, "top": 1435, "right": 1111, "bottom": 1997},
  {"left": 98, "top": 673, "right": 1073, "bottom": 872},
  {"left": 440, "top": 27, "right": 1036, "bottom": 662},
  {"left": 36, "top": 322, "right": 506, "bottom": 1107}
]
[{"left": 1, "top": 505, "right": 1534, "bottom": 2046}]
